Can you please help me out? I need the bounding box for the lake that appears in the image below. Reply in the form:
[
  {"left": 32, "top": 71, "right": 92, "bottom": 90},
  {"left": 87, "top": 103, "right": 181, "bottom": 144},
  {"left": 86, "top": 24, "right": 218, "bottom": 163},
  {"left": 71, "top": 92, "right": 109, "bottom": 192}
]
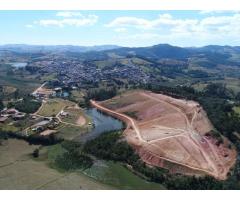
[{"left": 76, "top": 108, "right": 123, "bottom": 142}]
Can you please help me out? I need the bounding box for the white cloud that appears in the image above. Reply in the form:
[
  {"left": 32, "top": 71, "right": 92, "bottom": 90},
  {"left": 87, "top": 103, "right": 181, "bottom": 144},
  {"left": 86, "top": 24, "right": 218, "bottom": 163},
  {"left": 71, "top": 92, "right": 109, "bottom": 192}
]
[
  {"left": 107, "top": 13, "right": 240, "bottom": 37},
  {"left": 30, "top": 12, "right": 98, "bottom": 28},
  {"left": 106, "top": 14, "right": 198, "bottom": 31},
  {"left": 56, "top": 11, "right": 82, "bottom": 18},
  {"left": 106, "top": 17, "right": 150, "bottom": 28},
  {"left": 199, "top": 10, "right": 239, "bottom": 15},
  {"left": 25, "top": 24, "right": 34, "bottom": 28},
  {"left": 37, "top": 17, "right": 98, "bottom": 27},
  {"left": 109, "top": 12, "right": 240, "bottom": 46},
  {"left": 199, "top": 10, "right": 224, "bottom": 15}
]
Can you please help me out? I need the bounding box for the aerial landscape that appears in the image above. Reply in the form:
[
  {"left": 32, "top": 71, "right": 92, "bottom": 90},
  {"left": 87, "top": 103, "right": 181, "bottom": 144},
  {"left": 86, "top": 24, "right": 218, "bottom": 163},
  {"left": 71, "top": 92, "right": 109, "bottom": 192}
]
[{"left": 1, "top": 10, "right": 240, "bottom": 190}]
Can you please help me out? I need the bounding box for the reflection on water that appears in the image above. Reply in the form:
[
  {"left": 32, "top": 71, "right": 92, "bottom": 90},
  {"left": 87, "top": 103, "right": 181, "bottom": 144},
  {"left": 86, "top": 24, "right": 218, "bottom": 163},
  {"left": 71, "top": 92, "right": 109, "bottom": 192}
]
[{"left": 75, "top": 108, "right": 123, "bottom": 142}]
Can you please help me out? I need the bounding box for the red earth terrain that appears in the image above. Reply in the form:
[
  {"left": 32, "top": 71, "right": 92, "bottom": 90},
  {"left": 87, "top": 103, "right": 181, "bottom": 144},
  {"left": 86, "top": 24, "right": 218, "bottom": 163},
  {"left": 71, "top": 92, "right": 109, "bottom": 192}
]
[{"left": 91, "top": 90, "right": 237, "bottom": 180}]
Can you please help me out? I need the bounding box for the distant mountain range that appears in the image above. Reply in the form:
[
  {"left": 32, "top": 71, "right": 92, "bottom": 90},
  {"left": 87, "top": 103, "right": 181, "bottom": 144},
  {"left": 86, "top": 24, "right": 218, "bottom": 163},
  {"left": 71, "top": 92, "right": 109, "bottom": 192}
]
[
  {"left": 1, "top": 43, "right": 240, "bottom": 66},
  {"left": 0, "top": 44, "right": 121, "bottom": 53}
]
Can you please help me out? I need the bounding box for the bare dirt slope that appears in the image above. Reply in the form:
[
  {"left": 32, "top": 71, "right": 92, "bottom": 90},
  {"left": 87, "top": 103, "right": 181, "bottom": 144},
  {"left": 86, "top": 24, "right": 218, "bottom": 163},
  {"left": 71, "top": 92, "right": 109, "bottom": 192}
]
[{"left": 91, "top": 91, "right": 237, "bottom": 180}]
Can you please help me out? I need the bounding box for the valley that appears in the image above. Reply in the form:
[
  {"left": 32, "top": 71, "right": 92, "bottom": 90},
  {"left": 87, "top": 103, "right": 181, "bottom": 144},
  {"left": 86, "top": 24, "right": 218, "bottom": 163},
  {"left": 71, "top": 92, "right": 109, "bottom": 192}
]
[{"left": 1, "top": 43, "right": 240, "bottom": 189}]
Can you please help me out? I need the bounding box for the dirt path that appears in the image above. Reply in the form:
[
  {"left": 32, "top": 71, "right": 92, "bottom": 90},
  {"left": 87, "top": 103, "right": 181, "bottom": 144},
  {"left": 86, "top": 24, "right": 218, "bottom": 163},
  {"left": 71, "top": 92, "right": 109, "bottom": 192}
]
[
  {"left": 32, "top": 82, "right": 47, "bottom": 95},
  {"left": 33, "top": 100, "right": 46, "bottom": 115}
]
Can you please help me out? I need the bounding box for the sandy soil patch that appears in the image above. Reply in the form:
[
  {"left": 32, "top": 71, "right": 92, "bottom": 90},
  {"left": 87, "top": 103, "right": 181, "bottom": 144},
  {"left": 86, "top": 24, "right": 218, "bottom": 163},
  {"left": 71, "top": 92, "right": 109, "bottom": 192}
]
[
  {"left": 39, "top": 129, "right": 56, "bottom": 136},
  {"left": 76, "top": 116, "right": 86, "bottom": 126}
]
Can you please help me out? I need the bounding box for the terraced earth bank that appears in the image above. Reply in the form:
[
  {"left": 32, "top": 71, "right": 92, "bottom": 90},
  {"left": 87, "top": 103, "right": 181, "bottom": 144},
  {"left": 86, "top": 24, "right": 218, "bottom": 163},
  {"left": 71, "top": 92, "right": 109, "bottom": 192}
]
[{"left": 91, "top": 91, "right": 237, "bottom": 180}]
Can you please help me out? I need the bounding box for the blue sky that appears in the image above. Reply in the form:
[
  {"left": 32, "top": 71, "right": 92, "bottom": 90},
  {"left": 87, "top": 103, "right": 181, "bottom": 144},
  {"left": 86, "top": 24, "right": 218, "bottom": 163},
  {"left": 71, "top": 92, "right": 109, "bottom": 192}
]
[{"left": 0, "top": 10, "right": 239, "bottom": 47}]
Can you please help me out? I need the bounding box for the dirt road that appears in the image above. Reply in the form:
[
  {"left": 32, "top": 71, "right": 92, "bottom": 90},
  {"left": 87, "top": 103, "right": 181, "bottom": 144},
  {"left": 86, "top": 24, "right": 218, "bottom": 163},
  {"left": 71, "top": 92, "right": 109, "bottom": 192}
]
[
  {"left": 91, "top": 100, "right": 144, "bottom": 143},
  {"left": 32, "top": 82, "right": 47, "bottom": 95}
]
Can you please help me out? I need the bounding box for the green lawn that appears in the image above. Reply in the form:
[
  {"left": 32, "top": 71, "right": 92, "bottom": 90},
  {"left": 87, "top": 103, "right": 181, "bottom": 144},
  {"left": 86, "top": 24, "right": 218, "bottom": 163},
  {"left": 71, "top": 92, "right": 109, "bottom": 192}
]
[
  {"left": 84, "top": 161, "right": 165, "bottom": 190},
  {"left": 60, "top": 107, "right": 89, "bottom": 125},
  {"left": 233, "top": 106, "right": 240, "bottom": 114},
  {"left": 0, "top": 124, "right": 19, "bottom": 132},
  {"left": 56, "top": 124, "right": 88, "bottom": 140},
  {"left": 37, "top": 99, "right": 75, "bottom": 117}
]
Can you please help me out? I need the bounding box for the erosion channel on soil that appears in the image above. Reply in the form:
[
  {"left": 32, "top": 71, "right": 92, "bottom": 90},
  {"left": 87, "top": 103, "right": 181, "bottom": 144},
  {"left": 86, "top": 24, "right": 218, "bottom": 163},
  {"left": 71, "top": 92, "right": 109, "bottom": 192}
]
[{"left": 90, "top": 90, "right": 237, "bottom": 180}]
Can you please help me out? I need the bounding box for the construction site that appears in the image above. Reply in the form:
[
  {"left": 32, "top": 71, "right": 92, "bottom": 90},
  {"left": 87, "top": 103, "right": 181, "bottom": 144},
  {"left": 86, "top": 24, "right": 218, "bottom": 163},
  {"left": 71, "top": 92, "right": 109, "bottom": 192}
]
[{"left": 91, "top": 90, "right": 237, "bottom": 180}]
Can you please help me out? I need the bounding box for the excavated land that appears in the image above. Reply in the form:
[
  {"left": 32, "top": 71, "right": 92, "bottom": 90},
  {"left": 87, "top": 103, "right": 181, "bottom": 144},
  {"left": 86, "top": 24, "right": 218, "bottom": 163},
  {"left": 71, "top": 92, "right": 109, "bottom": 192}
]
[{"left": 91, "top": 90, "right": 237, "bottom": 180}]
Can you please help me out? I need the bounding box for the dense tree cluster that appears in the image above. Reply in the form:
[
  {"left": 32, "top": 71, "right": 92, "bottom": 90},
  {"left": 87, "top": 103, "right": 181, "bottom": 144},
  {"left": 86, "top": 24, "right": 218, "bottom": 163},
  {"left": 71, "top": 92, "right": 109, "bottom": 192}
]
[
  {"left": 7, "top": 96, "right": 41, "bottom": 113},
  {"left": 0, "top": 129, "right": 63, "bottom": 146},
  {"left": 84, "top": 130, "right": 137, "bottom": 163},
  {"left": 54, "top": 141, "right": 93, "bottom": 171},
  {"left": 84, "top": 87, "right": 117, "bottom": 102},
  {"left": 0, "top": 100, "right": 4, "bottom": 111}
]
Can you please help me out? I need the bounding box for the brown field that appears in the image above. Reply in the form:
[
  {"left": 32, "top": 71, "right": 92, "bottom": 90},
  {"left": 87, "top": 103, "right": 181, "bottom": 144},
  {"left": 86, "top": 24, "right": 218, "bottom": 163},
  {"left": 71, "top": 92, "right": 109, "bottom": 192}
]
[{"left": 91, "top": 91, "right": 237, "bottom": 180}]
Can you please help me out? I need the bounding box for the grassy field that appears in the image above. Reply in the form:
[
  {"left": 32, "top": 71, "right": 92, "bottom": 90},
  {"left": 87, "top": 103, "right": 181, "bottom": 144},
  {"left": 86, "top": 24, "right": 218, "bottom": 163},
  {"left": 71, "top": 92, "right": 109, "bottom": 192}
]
[
  {"left": 0, "top": 64, "right": 41, "bottom": 96},
  {"left": 0, "top": 85, "right": 17, "bottom": 95},
  {"left": 56, "top": 124, "right": 89, "bottom": 140},
  {"left": 69, "top": 90, "right": 85, "bottom": 102},
  {"left": 60, "top": 107, "right": 89, "bottom": 125},
  {"left": 192, "top": 78, "right": 240, "bottom": 94},
  {"left": 84, "top": 161, "right": 165, "bottom": 190},
  {"left": 233, "top": 106, "right": 240, "bottom": 114},
  {"left": 0, "top": 139, "right": 113, "bottom": 189},
  {"left": 39, "top": 73, "right": 57, "bottom": 82},
  {"left": 37, "top": 99, "right": 75, "bottom": 117},
  {"left": 212, "top": 78, "right": 240, "bottom": 94},
  {"left": 192, "top": 82, "right": 208, "bottom": 91},
  {"left": 47, "top": 144, "right": 164, "bottom": 189},
  {"left": 0, "top": 123, "right": 19, "bottom": 132}
]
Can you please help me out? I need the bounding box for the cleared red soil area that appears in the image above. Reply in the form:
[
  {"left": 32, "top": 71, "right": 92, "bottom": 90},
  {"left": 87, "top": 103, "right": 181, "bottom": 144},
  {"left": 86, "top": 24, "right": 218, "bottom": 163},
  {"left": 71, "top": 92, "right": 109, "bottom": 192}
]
[{"left": 91, "top": 90, "right": 237, "bottom": 180}]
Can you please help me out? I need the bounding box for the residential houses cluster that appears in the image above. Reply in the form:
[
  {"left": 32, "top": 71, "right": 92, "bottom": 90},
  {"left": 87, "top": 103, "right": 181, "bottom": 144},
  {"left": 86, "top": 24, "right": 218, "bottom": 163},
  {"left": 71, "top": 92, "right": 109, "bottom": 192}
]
[
  {"left": 28, "top": 58, "right": 151, "bottom": 89},
  {"left": 0, "top": 108, "right": 26, "bottom": 123}
]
